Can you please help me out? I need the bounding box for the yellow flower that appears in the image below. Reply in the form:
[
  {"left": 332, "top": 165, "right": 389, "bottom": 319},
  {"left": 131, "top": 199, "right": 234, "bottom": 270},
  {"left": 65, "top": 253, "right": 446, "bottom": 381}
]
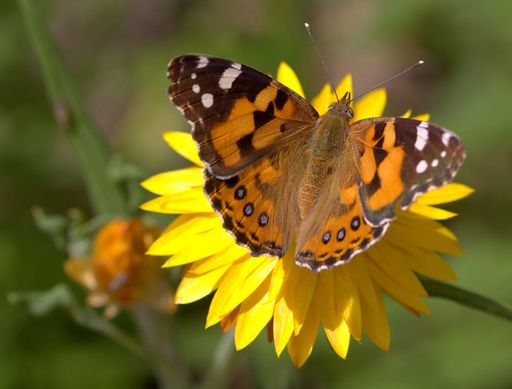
[
  {"left": 65, "top": 219, "right": 176, "bottom": 318},
  {"left": 141, "top": 62, "right": 473, "bottom": 367}
]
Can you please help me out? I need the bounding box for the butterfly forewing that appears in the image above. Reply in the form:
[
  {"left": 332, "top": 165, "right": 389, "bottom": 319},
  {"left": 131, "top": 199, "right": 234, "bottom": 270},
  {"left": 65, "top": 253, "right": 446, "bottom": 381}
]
[
  {"left": 168, "top": 55, "right": 318, "bottom": 178},
  {"left": 352, "top": 117, "right": 465, "bottom": 226}
]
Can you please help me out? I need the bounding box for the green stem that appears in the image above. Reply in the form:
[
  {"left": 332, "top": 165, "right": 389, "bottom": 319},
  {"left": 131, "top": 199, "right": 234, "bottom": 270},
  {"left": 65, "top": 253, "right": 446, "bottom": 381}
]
[
  {"left": 17, "top": 0, "right": 127, "bottom": 215},
  {"left": 199, "top": 331, "right": 237, "bottom": 389},
  {"left": 420, "top": 275, "right": 512, "bottom": 322},
  {"left": 132, "top": 305, "right": 190, "bottom": 389}
]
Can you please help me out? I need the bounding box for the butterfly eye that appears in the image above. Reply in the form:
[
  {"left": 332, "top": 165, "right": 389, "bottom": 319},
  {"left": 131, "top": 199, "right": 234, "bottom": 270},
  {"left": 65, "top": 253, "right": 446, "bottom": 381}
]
[{"left": 345, "top": 107, "right": 354, "bottom": 119}]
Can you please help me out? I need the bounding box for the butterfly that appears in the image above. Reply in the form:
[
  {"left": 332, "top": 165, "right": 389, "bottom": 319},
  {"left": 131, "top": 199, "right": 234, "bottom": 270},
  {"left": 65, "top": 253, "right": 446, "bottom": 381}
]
[{"left": 167, "top": 55, "right": 465, "bottom": 272}]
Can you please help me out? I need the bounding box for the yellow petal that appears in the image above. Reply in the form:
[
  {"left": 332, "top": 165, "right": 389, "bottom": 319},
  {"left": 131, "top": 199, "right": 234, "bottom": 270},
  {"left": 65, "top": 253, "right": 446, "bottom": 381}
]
[
  {"left": 366, "top": 257, "right": 430, "bottom": 314},
  {"left": 206, "top": 257, "right": 277, "bottom": 327},
  {"left": 367, "top": 241, "right": 429, "bottom": 297},
  {"left": 276, "top": 62, "right": 305, "bottom": 98},
  {"left": 220, "top": 306, "right": 239, "bottom": 332},
  {"left": 417, "top": 183, "right": 474, "bottom": 205},
  {"left": 235, "top": 273, "right": 275, "bottom": 350},
  {"left": 324, "top": 319, "right": 351, "bottom": 359},
  {"left": 140, "top": 190, "right": 212, "bottom": 214},
  {"left": 311, "top": 84, "right": 332, "bottom": 115},
  {"left": 141, "top": 168, "right": 203, "bottom": 195},
  {"left": 163, "top": 228, "right": 235, "bottom": 267},
  {"left": 406, "top": 203, "right": 457, "bottom": 220},
  {"left": 287, "top": 303, "right": 320, "bottom": 367},
  {"left": 387, "top": 216, "right": 462, "bottom": 254},
  {"left": 315, "top": 270, "right": 336, "bottom": 328},
  {"left": 175, "top": 261, "right": 231, "bottom": 304},
  {"left": 401, "top": 109, "right": 412, "bottom": 118},
  {"left": 188, "top": 245, "right": 249, "bottom": 275},
  {"left": 353, "top": 88, "right": 386, "bottom": 122},
  {"left": 333, "top": 268, "right": 362, "bottom": 341},
  {"left": 359, "top": 280, "right": 390, "bottom": 351},
  {"left": 335, "top": 74, "right": 353, "bottom": 104},
  {"left": 412, "top": 113, "right": 430, "bottom": 121},
  {"left": 387, "top": 243, "right": 456, "bottom": 281},
  {"left": 147, "top": 214, "right": 220, "bottom": 256},
  {"left": 367, "top": 240, "right": 428, "bottom": 296},
  {"left": 273, "top": 293, "right": 295, "bottom": 357},
  {"left": 310, "top": 74, "right": 354, "bottom": 115},
  {"left": 348, "top": 257, "right": 379, "bottom": 310},
  {"left": 286, "top": 265, "right": 316, "bottom": 335},
  {"left": 163, "top": 131, "right": 204, "bottom": 167},
  {"left": 316, "top": 268, "right": 362, "bottom": 341},
  {"left": 273, "top": 251, "right": 298, "bottom": 356},
  {"left": 235, "top": 256, "right": 286, "bottom": 349}
]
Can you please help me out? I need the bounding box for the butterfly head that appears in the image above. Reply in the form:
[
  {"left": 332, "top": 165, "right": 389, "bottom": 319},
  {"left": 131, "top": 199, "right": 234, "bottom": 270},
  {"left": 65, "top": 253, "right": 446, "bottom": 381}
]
[{"left": 328, "top": 91, "right": 354, "bottom": 122}]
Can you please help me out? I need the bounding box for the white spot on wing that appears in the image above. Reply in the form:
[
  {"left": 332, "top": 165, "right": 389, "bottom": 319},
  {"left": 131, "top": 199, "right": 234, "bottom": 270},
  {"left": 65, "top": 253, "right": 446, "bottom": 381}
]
[
  {"left": 442, "top": 132, "right": 451, "bottom": 146},
  {"left": 192, "top": 84, "right": 200, "bottom": 93},
  {"left": 191, "top": 72, "right": 197, "bottom": 79},
  {"left": 201, "top": 93, "right": 214, "bottom": 108},
  {"left": 415, "top": 122, "right": 429, "bottom": 151},
  {"left": 219, "top": 65, "right": 242, "bottom": 90},
  {"left": 432, "top": 159, "right": 439, "bottom": 167},
  {"left": 416, "top": 160, "right": 428, "bottom": 173},
  {"left": 441, "top": 150, "right": 447, "bottom": 158},
  {"left": 197, "top": 56, "right": 209, "bottom": 68}
]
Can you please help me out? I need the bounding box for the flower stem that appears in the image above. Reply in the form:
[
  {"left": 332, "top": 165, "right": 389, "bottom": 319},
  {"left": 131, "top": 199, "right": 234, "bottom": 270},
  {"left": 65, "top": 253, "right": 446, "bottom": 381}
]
[
  {"left": 132, "top": 305, "right": 190, "bottom": 389},
  {"left": 17, "top": 0, "right": 127, "bottom": 216},
  {"left": 199, "top": 331, "right": 237, "bottom": 389},
  {"left": 420, "top": 275, "right": 512, "bottom": 322}
]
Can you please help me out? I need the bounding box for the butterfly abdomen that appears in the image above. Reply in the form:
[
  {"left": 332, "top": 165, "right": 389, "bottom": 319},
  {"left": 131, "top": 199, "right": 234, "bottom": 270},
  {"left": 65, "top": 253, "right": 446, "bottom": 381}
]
[{"left": 298, "top": 114, "right": 349, "bottom": 218}]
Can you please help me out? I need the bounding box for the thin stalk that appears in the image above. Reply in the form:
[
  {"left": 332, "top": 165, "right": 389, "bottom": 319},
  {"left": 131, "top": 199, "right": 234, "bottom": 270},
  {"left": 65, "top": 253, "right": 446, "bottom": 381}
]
[
  {"left": 420, "top": 275, "right": 512, "bottom": 322},
  {"left": 17, "top": 0, "right": 127, "bottom": 215},
  {"left": 132, "top": 305, "right": 190, "bottom": 389},
  {"left": 199, "top": 331, "right": 237, "bottom": 389}
]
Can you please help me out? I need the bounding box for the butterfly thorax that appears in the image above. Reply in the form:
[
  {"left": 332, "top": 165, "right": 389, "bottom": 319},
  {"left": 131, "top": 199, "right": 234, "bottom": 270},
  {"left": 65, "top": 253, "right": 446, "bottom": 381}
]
[{"left": 298, "top": 105, "right": 352, "bottom": 218}]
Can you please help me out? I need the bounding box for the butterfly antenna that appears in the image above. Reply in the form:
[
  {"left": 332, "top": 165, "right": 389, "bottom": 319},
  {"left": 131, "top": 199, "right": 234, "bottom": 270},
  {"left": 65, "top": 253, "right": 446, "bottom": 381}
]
[
  {"left": 304, "top": 22, "right": 340, "bottom": 103},
  {"left": 349, "top": 60, "right": 424, "bottom": 104}
]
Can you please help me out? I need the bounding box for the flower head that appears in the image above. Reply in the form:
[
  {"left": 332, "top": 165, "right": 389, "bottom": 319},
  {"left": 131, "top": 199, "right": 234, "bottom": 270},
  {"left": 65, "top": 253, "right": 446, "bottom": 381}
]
[
  {"left": 65, "top": 219, "right": 175, "bottom": 318},
  {"left": 142, "top": 62, "right": 472, "bottom": 366}
]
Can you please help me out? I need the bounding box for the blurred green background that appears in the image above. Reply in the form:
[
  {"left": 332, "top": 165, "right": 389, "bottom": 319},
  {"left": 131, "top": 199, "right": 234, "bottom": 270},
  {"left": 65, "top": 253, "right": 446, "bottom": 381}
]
[{"left": 2, "top": 0, "right": 512, "bottom": 388}]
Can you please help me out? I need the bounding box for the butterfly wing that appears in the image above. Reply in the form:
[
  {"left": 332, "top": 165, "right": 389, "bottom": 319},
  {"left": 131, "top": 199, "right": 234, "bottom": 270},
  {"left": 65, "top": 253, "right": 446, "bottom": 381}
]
[
  {"left": 296, "top": 180, "right": 389, "bottom": 272},
  {"left": 295, "top": 117, "right": 464, "bottom": 272},
  {"left": 352, "top": 118, "right": 465, "bottom": 226},
  {"left": 167, "top": 55, "right": 318, "bottom": 178},
  {"left": 205, "top": 136, "right": 310, "bottom": 258}
]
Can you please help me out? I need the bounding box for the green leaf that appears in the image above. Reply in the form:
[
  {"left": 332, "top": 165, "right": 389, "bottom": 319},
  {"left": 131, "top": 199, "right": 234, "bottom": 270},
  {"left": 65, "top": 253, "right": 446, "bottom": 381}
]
[{"left": 8, "top": 284, "right": 74, "bottom": 316}]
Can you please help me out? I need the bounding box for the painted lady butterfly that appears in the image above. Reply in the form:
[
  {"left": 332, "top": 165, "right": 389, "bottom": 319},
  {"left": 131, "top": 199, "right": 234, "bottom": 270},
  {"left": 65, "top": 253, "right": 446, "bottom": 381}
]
[{"left": 167, "top": 55, "right": 465, "bottom": 272}]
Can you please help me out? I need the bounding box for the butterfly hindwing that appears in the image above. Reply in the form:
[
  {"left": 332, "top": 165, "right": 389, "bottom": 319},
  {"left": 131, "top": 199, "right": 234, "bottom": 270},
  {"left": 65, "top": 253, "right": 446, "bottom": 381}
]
[
  {"left": 204, "top": 147, "right": 308, "bottom": 258},
  {"left": 352, "top": 117, "right": 465, "bottom": 226},
  {"left": 296, "top": 182, "right": 389, "bottom": 271},
  {"left": 168, "top": 55, "right": 318, "bottom": 178}
]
